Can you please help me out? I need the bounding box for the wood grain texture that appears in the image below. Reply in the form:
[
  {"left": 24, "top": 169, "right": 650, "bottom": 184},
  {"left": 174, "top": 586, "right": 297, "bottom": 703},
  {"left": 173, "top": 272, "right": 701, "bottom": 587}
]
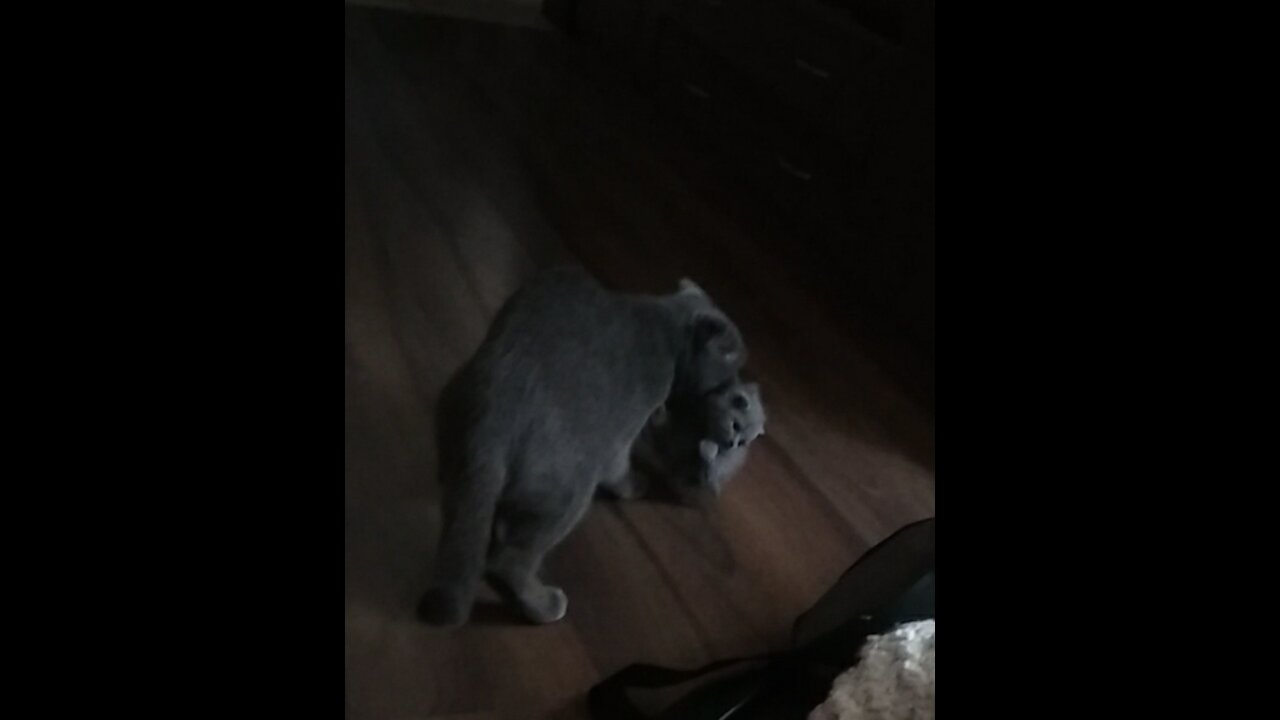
[{"left": 345, "top": 7, "right": 934, "bottom": 719}]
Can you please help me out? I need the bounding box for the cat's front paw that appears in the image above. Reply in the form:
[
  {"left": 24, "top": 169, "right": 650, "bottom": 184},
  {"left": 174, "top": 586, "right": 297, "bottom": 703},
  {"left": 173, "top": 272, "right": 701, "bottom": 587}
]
[
  {"left": 417, "top": 586, "right": 470, "bottom": 627},
  {"left": 520, "top": 586, "right": 568, "bottom": 624}
]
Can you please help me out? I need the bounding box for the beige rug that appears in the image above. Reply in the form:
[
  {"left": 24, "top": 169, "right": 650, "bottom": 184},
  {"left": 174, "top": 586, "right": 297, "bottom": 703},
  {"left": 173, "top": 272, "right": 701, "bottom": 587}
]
[{"left": 810, "top": 620, "right": 935, "bottom": 720}]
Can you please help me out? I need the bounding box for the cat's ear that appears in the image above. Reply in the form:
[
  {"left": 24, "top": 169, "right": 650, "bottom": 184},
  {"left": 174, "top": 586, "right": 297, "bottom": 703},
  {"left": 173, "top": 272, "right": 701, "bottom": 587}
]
[
  {"left": 695, "top": 314, "right": 744, "bottom": 366},
  {"left": 694, "top": 314, "right": 727, "bottom": 342},
  {"left": 678, "top": 278, "right": 707, "bottom": 297},
  {"left": 699, "top": 439, "right": 720, "bottom": 464}
]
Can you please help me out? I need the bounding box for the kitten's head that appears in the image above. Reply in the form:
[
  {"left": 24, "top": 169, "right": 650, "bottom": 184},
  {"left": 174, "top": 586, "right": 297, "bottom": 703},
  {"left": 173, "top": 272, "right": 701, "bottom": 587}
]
[
  {"left": 657, "top": 380, "right": 765, "bottom": 501},
  {"left": 703, "top": 381, "right": 766, "bottom": 449},
  {"left": 695, "top": 381, "right": 765, "bottom": 495},
  {"left": 673, "top": 279, "right": 747, "bottom": 395}
]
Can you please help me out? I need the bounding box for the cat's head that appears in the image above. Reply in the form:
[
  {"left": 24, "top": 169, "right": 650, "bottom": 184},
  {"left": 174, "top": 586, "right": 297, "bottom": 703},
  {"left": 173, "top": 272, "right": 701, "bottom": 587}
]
[{"left": 673, "top": 279, "right": 747, "bottom": 396}]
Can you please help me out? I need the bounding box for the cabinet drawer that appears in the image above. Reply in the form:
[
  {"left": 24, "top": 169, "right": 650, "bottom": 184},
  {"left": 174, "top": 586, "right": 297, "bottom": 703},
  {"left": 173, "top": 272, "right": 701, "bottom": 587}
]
[
  {"left": 743, "top": 127, "right": 852, "bottom": 217},
  {"left": 577, "top": 0, "right": 646, "bottom": 66},
  {"left": 654, "top": 24, "right": 772, "bottom": 150},
  {"left": 654, "top": 24, "right": 866, "bottom": 215},
  {"left": 675, "top": 0, "right": 793, "bottom": 83}
]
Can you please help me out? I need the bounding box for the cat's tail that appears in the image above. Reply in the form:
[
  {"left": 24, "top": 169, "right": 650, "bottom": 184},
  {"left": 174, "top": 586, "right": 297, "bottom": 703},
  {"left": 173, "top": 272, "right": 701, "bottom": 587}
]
[{"left": 418, "top": 461, "right": 504, "bottom": 627}]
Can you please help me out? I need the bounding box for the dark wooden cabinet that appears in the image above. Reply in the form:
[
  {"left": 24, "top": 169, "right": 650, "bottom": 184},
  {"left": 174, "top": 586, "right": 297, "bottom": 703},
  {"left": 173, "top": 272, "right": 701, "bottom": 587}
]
[
  {"left": 574, "top": 0, "right": 646, "bottom": 66},
  {"left": 561, "top": 0, "right": 935, "bottom": 366}
]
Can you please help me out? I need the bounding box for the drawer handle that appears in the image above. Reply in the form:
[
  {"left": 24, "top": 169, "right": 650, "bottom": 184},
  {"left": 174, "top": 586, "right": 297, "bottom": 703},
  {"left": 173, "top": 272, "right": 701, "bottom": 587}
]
[
  {"left": 778, "top": 156, "right": 813, "bottom": 182},
  {"left": 682, "top": 82, "right": 711, "bottom": 99},
  {"left": 794, "top": 58, "right": 832, "bottom": 80}
]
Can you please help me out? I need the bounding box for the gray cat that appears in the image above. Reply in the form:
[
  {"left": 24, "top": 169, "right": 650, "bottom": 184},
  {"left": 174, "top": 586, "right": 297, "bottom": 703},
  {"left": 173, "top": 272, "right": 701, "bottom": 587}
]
[
  {"left": 609, "top": 379, "right": 766, "bottom": 502},
  {"left": 419, "top": 267, "right": 747, "bottom": 627}
]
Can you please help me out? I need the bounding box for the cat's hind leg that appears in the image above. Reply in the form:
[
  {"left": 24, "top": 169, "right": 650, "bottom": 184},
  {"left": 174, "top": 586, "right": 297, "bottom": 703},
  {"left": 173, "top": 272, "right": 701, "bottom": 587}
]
[
  {"left": 418, "top": 462, "right": 505, "bottom": 627},
  {"left": 485, "top": 486, "right": 593, "bottom": 624}
]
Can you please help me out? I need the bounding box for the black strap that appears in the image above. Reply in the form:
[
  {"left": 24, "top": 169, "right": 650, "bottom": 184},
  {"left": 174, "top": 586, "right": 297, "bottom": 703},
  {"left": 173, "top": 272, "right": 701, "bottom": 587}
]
[
  {"left": 588, "top": 518, "right": 935, "bottom": 720},
  {"left": 588, "top": 655, "right": 774, "bottom": 720},
  {"left": 793, "top": 518, "right": 935, "bottom": 648},
  {"left": 797, "top": 571, "right": 934, "bottom": 670}
]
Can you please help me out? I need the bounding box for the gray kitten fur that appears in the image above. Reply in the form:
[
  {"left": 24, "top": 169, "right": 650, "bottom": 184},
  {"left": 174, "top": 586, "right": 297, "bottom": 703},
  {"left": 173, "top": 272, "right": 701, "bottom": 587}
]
[
  {"left": 419, "top": 267, "right": 747, "bottom": 627},
  {"left": 697, "top": 380, "right": 767, "bottom": 493},
  {"left": 613, "top": 380, "right": 766, "bottom": 500}
]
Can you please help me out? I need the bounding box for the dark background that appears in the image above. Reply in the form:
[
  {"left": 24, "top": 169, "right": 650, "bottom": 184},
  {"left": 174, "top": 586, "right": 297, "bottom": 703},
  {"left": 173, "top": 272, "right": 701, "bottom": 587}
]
[
  {"left": 555, "top": 0, "right": 936, "bottom": 411},
  {"left": 15, "top": 1, "right": 1162, "bottom": 717}
]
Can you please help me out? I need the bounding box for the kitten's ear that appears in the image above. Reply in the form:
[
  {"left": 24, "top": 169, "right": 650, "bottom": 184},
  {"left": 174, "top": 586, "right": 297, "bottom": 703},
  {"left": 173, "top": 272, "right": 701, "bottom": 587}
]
[
  {"left": 678, "top": 278, "right": 707, "bottom": 296},
  {"left": 699, "top": 439, "right": 720, "bottom": 464}
]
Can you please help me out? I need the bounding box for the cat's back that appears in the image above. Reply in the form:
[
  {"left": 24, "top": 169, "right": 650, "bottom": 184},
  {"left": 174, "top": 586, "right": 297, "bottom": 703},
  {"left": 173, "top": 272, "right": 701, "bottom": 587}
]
[
  {"left": 455, "top": 267, "right": 675, "bottom": 447},
  {"left": 472, "top": 267, "right": 658, "bottom": 384},
  {"left": 483, "top": 266, "right": 611, "bottom": 343},
  {"left": 434, "top": 269, "right": 599, "bottom": 426}
]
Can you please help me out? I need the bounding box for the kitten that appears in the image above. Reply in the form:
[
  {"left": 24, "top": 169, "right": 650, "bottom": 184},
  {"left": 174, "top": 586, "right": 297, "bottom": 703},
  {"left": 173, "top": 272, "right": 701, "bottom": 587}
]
[
  {"left": 696, "top": 379, "right": 767, "bottom": 494},
  {"left": 419, "top": 267, "right": 747, "bottom": 627},
  {"left": 610, "top": 379, "right": 766, "bottom": 501}
]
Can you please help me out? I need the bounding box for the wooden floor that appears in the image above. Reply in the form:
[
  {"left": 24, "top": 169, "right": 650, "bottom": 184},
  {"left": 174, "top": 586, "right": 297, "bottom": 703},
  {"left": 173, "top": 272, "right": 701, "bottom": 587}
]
[{"left": 344, "top": 7, "right": 934, "bottom": 719}]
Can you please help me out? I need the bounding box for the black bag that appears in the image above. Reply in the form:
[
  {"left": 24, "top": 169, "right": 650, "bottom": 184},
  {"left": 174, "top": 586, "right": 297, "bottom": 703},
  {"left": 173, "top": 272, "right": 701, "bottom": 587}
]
[{"left": 589, "top": 518, "right": 935, "bottom": 720}]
